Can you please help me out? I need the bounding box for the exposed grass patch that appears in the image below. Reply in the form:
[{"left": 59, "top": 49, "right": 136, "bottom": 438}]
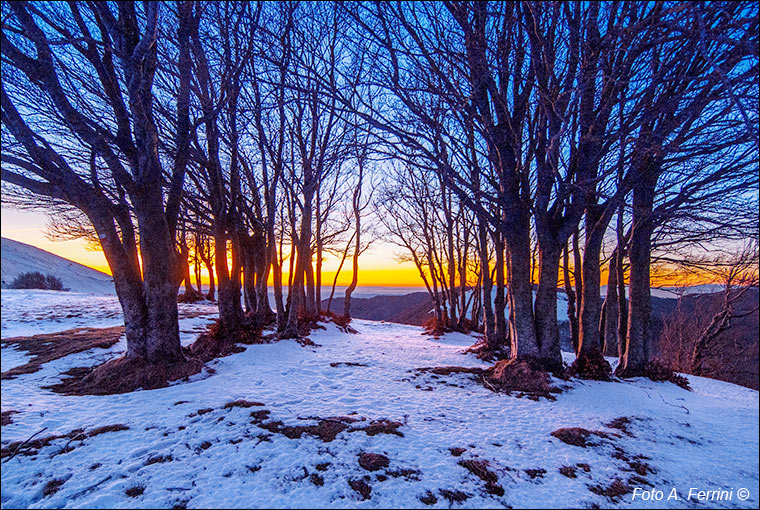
[
  {"left": 439, "top": 488, "right": 469, "bottom": 503},
  {"left": 356, "top": 419, "right": 404, "bottom": 437},
  {"left": 569, "top": 352, "right": 613, "bottom": 381},
  {"left": 387, "top": 468, "right": 421, "bottom": 480},
  {"left": 43, "top": 478, "right": 65, "bottom": 497},
  {"left": 258, "top": 416, "right": 354, "bottom": 442},
  {"left": 551, "top": 427, "right": 608, "bottom": 447},
  {"left": 449, "top": 447, "right": 466, "bottom": 456},
  {"left": 329, "top": 361, "right": 368, "bottom": 367},
  {"left": 482, "top": 359, "right": 560, "bottom": 400},
  {"left": 348, "top": 478, "right": 371, "bottom": 500},
  {"left": 125, "top": 485, "right": 145, "bottom": 498},
  {"left": 358, "top": 452, "right": 390, "bottom": 471},
  {"left": 559, "top": 465, "right": 577, "bottom": 478},
  {"left": 223, "top": 399, "right": 265, "bottom": 409},
  {"left": 88, "top": 424, "right": 129, "bottom": 437},
  {"left": 1, "top": 326, "right": 124, "bottom": 380},
  {"left": 145, "top": 454, "right": 173, "bottom": 465},
  {"left": 46, "top": 354, "right": 203, "bottom": 396},
  {"left": 189, "top": 319, "right": 266, "bottom": 361},
  {"left": 524, "top": 468, "right": 547, "bottom": 479},
  {"left": 459, "top": 459, "right": 504, "bottom": 496},
  {"left": 1, "top": 410, "right": 19, "bottom": 426},
  {"left": 589, "top": 479, "right": 632, "bottom": 501},
  {"left": 605, "top": 416, "right": 635, "bottom": 436},
  {"left": 642, "top": 361, "right": 691, "bottom": 390},
  {"left": 419, "top": 491, "right": 438, "bottom": 505}
]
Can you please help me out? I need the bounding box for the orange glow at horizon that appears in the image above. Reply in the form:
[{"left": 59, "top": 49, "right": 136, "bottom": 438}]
[{"left": 2, "top": 209, "right": 731, "bottom": 290}]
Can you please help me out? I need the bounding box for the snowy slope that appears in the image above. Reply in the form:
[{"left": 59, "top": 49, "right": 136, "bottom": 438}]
[
  {"left": 1, "top": 292, "right": 757, "bottom": 509},
  {"left": 1, "top": 238, "right": 114, "bottom": 294}
]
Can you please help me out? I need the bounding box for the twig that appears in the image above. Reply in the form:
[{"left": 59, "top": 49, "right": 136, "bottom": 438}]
[
  {"left": 658, "top": 393, "right": 690, "bottom": 414},
  {"left": 57, "top": 431, "right": 86, "bottom": 456},
  {"left": 2, "top": 427, "right": 48, "bottom": 463},
  {"left": 71, "top": 476, "right": 112, "bottom": 498}
]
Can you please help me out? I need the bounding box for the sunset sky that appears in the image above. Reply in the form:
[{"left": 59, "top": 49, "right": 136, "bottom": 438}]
[{"left": 0, "top": 206, "right": 426, "bottom": 287}]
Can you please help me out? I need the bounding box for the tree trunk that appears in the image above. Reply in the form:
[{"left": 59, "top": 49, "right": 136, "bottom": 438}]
[
  {"left": 601, "top": 251, "right": 619, "bottom": 357},
  {"left": 535, "top": 245, "right": 563, "bottom": 370},
  {"left": 616, "top": 209, "right": 628, "bottom": 360},
  {"left": 494, "top": 233, "right": 508, "bottom": 347},
  {"left": 577, "top": 212, "right": 605, "bottom": 358},
  {"left": 617, "top": 168, "right": 657, "bottom": 377},
  {"left": 214, "top": 228, "right": 240, "bottom": 327},
  {"left": 504, "top": 223, "right": 540, "bottom": 362},
  {"left": 564, "top": 242, "right": 579, "bottom": 355},
  {"left": 478, "top": 217, "right": 497, "bottom": 347}
]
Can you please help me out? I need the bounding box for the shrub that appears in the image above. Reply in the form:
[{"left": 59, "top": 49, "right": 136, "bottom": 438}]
[{"left": 10, "top": 271, "right": 67, "bottom": 291}]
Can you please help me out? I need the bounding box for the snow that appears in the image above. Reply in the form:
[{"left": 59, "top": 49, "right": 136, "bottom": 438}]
[
  {"left": 1, "top": 291, "right": 758, "bottom": 509},
  {"left": 1, "top": 238, "right": 115, "bottom": 295}
]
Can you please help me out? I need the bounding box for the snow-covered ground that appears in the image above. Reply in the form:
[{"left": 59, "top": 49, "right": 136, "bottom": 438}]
[{"left": 1, "top": 291, "right": 757, "bottom": 509}]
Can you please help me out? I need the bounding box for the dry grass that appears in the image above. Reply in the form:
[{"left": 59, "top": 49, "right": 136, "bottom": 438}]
[
  {"left": 483, "top": 359, "right": 559, "bottom": 399},
  {"left": 357, "top": 419, "right": 404, "bottom": 437},
  {"left": 589, "top": 479, "right": 632, "bottom": 501},
  {"left": 223, "top": 400, "right": 265, "bottom": 409},
  {"left": 125, "top": 485, "right": 145, "bottom": 498},
  {"left": 416, "top": 366, "right": 485, "bottom": 376},
  {"left": 1, "top": 326, "right": 124, "bottom": 380},
  {"left": 43, "top": 478, "right": 65, "bottom": 497},
  {"left": 605, "top": 416, "right": 635, "bottom": 437},
  {"left": 559, "top": 465, "right": 577, "bottom": 478},
  {"left": 145, "top": 454, "right": 173, "bottom": 465},
  {"left": 419, "top": 491, "right": 438, "bottom": 505},
  {"left": 358, "top": 452, "right": 390, "bottom": 471},
  {"left": 642, "top": 360, "right": 691, "bottom": 390},
  {"left": 458, "top": 459, "right": 498, "bottom": 483},
  {"left": 86, "top": 424, "right": 129, "bottom": 438},
  {"left": 569, "top": 352, "right": 613, "bottom": 381},
  {"left": 348, "top": 478, "right": 372, "bottom": 500},
  {"left": 46, "top": 355, "right": 204, "bottom": 396},
  {"left": 189, "top": 320, "right": 265, "bottom": 361},
  {"left": 439, "top": 489, "right": 470, "bottom": 503},
  {"left": 524, "top": 468, "right": 547, "bottom": 479},
  {"left": 551, "top": 427, "right": 608, "bottom": 448},
  {"left": 1, "top": 410, "right": 19, "bottom": 426}
]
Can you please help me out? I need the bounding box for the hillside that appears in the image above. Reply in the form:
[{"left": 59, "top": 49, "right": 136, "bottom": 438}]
[{"left": 1, "top": 238, "right": 114, "bottom": 295}]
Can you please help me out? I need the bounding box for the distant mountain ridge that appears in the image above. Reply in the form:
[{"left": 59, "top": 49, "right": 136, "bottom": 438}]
[{"left": 1, "top": 237, "right": 115, "bottom": 294}]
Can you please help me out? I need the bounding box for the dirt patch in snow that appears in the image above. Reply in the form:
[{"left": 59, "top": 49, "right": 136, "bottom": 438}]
[
  {"left": 348, "top": 478, "right": 372, "bottom": 500},
  {"left": 1, "top": 326, "right": 124, "bottom": 380},
  {"left": 589, "top": 478, "right": 632, "bottom": 501},
  {"left": 458, "top": 459, "right": 504, "bottom": 496},
  {"left": 439, "top": 488, "right": 470, "bottom": 503},
  {"left": 358, "top": 452, "right": 389, "bottom": 471},
  {"left": 223, "top": 399, "right": 265, "bottom": 409},
  {"left": 551, "top": 427, "right": 609, "bottom": 447},
  {"left": 1, "top": 410, "right": 19, "bottom": 426},
  {"left": 355, "top": 419, "right": 404, "bottom": 437}
]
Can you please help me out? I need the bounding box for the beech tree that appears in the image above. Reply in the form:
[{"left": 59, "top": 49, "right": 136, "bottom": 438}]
[{"left": 1, "top": 1, "right": 199, "bottom": 386}]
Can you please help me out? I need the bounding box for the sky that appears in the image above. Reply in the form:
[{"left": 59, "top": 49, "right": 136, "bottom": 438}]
[{"left": 0, "top": 205, "right": 426, "bottom": 287}]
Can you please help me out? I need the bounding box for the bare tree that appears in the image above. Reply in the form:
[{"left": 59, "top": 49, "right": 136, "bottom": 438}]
[{"left": 1, "top": 1, "right": 198, "bottom": 387}]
